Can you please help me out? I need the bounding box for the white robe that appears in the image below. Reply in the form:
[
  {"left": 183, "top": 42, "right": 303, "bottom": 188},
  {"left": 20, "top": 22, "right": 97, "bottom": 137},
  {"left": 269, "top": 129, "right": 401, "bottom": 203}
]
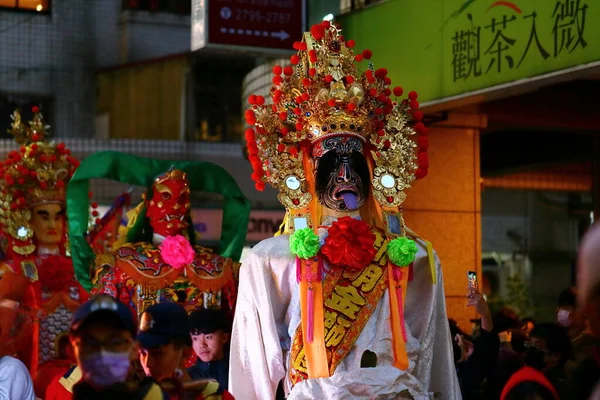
[{"left": 230, "top": 232, "right": 462, "bottom": 400}]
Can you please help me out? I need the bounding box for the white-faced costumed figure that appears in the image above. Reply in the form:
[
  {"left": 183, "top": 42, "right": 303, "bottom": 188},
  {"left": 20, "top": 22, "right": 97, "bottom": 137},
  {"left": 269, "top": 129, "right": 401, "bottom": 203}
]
[{"left": 230, "top": 21, "right": 461, "bottom": 399}]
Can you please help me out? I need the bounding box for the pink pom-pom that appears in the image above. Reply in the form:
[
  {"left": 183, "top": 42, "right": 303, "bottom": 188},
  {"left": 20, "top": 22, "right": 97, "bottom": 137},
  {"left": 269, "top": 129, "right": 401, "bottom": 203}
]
[{"left": 159, "top": 235, "right": 195, "bottom": 270}]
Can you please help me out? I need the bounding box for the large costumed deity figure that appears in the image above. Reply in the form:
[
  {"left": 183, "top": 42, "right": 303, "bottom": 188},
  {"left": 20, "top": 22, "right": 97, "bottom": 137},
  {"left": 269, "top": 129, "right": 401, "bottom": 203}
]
[
  {"left": 0, "top": 108, "right": 89, "bottom": 386},
  {"left": 67, "top": 151, "right": 250, "bottom": 318},
  {"left": 231, "top": 22, "right": 461, "bottom": 399}
]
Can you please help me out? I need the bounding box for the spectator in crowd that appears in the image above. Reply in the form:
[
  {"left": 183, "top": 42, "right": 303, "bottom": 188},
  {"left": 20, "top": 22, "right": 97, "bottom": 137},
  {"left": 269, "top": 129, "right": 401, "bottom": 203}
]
[
  {"left": 556, "top": 287, "right": 584, "bottom": 339},
  {"left": 575, "top": 222, "right": 600, "bottom": 400},
  {"left": 569, "top": 285, "right": 600, "bottom": 400},
  {"left": 500, "top": 366, "right": 559, "bottom": 400},
  {"left": 35, "top": 336, "right": 76, "bottom": 396},
  {"left": 526, "top": 323, "right": 572, "bottom": 398},
  {"left": 137, "top": 302, "right": 194, "bottom": 383},
  {"left": 187, "top": 308, "right": 231, "bottom": 394},
  {"left": 67, "top": 294, "right": 168, "bottom": 400},
  {"left": 452, "top": 289, "right": 500, "bottom": 400},
  {"left": 482, "top": 307, "right": 525, "bottom": 399},
  {"left": 521, "top": 317, "right": 535, "bottom": 336},
  {"left": 509, "top": 328, "right": 528, "bottom": 355}
]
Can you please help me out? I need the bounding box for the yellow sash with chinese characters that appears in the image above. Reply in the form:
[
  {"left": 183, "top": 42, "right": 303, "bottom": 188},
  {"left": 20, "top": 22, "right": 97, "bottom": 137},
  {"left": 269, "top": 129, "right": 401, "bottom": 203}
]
[{"left": 289, "top": 228, "right": 389, "bottom": 385}]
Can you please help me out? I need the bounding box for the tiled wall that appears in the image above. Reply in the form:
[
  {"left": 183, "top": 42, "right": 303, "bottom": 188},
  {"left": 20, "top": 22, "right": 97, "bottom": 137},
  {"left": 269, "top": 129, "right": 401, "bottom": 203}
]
[
  {"left": 118, "top": 10, "right": 190, "bottom": 63},
  {"left": 403, "top": 126, "right": 482, "bottom": 330},
  {"left": 1, "top": 0, "right": 193, "bottom": 139},
  {"left": 0, "top": 0, "right": 96, "bottom": 138}
]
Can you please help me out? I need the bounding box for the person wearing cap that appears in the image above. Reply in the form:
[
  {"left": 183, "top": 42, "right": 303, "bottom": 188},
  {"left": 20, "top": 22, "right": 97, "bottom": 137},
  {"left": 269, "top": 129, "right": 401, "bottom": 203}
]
[
  {"left": 66, "top": 294, "right": 168, "bottom": 400},
  {"left": 137, "top": 302, "right": 225, "bottom": 400},
  {"left": 501, "top": 366, "right": 559, "bottom": 400},
  {"left": 187, "top": 308, "right": 231, "bottom": 394},
  {"left": 137, "top": 302, "right": 195, "bottom": 382}
]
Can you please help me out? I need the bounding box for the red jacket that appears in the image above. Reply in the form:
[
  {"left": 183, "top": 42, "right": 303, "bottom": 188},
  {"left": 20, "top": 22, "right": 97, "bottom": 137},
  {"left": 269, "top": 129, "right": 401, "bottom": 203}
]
[{"left": 45, "top": 365, "right": 81, "bottom": 400}]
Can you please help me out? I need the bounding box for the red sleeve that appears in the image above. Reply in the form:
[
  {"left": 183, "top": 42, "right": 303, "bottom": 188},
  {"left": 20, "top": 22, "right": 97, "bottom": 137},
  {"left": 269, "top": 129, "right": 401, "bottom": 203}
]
[{"left": 45, "top": 375, "right": 72, "bottom": 400}]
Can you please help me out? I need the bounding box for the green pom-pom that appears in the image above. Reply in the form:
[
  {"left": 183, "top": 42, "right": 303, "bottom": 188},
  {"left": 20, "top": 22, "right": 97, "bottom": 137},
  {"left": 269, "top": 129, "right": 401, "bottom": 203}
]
[
  {"left": 387, "top": 237, "right": 418, "bottom": 267},
  {"left": 290, "top": 228, "right": 321, "bottom": 259}
]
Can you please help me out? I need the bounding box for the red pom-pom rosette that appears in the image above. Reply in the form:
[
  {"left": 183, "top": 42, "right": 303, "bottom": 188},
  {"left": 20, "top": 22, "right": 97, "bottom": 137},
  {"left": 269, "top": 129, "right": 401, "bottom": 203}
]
[{"left": 321, "top": 217, "right": 377, "bottom": 271}]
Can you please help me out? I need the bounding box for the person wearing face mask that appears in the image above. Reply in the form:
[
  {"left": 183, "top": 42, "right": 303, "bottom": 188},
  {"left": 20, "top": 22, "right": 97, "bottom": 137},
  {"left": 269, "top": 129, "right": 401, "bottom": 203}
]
[
  {"left": 525, "top": 323, "right": 572, "bottom": 399},
  {"left": 67, "top": 295, "right": 168, "bottom": 400},
  {"left": 556, "top": 287, "right": 579, "bottom": 333}
]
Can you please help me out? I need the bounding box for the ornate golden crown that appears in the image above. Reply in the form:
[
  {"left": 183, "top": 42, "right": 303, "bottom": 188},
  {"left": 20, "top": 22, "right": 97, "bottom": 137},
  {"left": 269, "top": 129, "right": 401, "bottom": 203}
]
[
  {"left": 0, "top": 108, "right": 79, "bottom": 243},
  {"left": 244, "top": 22, "right": 429, "bottom": 210}
]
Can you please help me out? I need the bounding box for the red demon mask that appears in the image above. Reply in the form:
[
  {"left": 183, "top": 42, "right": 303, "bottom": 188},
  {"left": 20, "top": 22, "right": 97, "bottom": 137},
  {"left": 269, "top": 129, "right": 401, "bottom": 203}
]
[{"left": 145, "top": 170, "right": 191, "bottom": 237}]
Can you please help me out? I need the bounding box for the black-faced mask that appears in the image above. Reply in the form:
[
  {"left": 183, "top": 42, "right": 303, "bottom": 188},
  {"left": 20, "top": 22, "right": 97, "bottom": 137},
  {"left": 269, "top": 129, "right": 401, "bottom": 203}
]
[{"left": 314, "top": 137, "right": 370, "bottom": 212}]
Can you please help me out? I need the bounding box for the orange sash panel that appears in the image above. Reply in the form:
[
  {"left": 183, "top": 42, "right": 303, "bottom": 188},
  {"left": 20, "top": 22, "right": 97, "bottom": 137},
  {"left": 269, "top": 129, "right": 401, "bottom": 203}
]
[
  {"left": 387, "top": 261, "right": 410, "bottom": 370},
  {"left": 299, "top": 262, "right": 329, "bottom": 378},
  {"left": 289, "top": 228, "right": 389, "bottom": 385}
]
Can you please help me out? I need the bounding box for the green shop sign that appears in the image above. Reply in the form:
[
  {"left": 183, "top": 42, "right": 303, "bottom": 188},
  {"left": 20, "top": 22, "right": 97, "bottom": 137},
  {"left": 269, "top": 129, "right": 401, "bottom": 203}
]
[{"left": 338, "top": 0, "right": 598, "bottom": 104}]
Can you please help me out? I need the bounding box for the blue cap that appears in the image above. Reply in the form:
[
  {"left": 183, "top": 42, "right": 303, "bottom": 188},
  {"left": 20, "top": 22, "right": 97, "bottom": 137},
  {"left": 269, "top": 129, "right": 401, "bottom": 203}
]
[
  {"left": 70, "top": 295, "right": 136, "bottom": 336},
  {"left": 136, "top": 302, "right": 191, "bottom": 349}
]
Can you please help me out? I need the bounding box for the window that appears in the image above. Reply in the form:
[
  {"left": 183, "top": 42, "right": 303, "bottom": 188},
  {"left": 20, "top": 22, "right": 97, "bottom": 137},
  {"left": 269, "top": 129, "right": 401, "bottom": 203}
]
[
  {"left": 188, "top": 56, "right": 256, "bottom": 143},
  {"left": 0, "top": 0, "right": 50, "bottom": 12},
  {"left": 122, "top": 0, "right": 190, "bottom": 15},
  {"left": 0, "top": 95, "right": 53, "bottom": 139}
]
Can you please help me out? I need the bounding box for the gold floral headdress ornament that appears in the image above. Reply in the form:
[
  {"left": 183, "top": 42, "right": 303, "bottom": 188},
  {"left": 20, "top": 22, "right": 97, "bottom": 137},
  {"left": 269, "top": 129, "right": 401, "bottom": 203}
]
[
  {"left": 0, "top": 107, "right": 79, "bottom": 253},
  {"left": 244, "top": 20, "right": 429, "bottom": 233}
]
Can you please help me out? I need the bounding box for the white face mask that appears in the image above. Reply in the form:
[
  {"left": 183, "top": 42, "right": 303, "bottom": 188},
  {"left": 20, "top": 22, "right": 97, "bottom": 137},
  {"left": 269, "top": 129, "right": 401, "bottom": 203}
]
[{"left": 557, "top": 309, "right": 572, "bottom": 327}]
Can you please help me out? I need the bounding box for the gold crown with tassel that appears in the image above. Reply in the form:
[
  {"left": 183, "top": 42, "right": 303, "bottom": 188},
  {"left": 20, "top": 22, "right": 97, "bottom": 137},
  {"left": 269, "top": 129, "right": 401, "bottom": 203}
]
[
  {"left": 244, "top": 21, "right": 430, "bottom": 213},
  {"left": 0, "top": 107, "right": 79, "bottom": 245}
]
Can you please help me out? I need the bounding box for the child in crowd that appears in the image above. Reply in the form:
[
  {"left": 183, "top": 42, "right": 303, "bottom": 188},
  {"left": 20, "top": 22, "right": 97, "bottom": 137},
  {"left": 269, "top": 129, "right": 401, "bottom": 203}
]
[
  {"left": 67, "top": 294, "right": 168, "bottom": 400},
  {"left": 187, "top": 308, "right": 231, "bottom": 394},
  {"left": 137, "top": 302, "right": 225, "bottom": 399}
]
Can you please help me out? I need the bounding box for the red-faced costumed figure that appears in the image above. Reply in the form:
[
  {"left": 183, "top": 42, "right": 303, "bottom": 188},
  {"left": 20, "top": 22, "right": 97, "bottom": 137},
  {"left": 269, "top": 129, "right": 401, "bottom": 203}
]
[
  {"left": 67, "top": 152, "right": 251, "bottom": 321},
  {"left": 0, "top": 108, "right": 89, "bottom": 396}
]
